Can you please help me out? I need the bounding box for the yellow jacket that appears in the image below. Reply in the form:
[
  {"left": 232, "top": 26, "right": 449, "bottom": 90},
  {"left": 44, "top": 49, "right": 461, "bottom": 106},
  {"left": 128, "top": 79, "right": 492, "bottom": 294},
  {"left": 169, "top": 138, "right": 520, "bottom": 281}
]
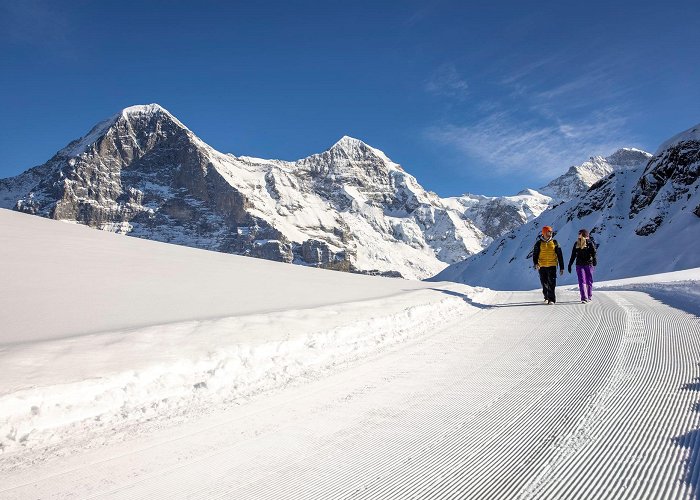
[{"left": 533, "top": 238, "right": 564, "bottom": 268}]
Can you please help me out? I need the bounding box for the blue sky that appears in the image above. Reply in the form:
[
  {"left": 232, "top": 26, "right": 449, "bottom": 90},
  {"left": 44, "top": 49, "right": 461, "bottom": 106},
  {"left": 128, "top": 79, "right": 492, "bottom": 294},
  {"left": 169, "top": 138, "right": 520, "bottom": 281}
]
[{"left": 1, "top": 0, "right": 699, "bottom": 196}]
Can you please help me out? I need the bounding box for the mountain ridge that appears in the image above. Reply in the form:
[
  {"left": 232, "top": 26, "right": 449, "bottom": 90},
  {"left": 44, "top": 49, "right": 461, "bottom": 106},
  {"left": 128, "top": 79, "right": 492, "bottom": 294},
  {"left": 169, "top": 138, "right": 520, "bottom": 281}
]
[
  {"left": 0, "top": 105, "right": 487, "bottom": 278},
  {"left": 0, "top": 103, "right": 659, "bottom": 279}
]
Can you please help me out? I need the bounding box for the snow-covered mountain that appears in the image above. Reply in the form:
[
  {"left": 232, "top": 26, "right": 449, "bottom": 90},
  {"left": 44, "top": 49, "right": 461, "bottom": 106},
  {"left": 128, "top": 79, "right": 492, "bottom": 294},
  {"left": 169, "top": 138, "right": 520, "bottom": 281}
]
[
  {"left": 443, "top": 189, "right": 553, "bottom": 239},
  {"left": 441, "top": 148, "right": 652, "bottom": 241},
  {"left": 538, "top": 148, "right": 652, "bottom": 201},
  {"left": 0, "top": 104, "right": 491, "bottom": 279},
  {"left": 432, "top": 123, "right": 700, "bottom": 289},
  {"left": 0, "top": 103, "right": 657, "bottom": 279}
]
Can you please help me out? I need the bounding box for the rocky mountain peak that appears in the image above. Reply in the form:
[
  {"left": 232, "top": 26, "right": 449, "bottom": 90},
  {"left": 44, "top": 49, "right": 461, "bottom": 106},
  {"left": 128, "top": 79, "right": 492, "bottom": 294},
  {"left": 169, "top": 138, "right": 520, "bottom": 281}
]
[
  {"left": 115, "top": 103, "right": 191, "bottom": 137},
  {"left": 295, "top": 135, "right": 401, "bottom": 182},
  {"left": 605, "top": 148, "right": 652, "bottom": 168},
  {"left": 538, "top": 147, "right": 652, "bottom": 202},
  {"left": 58, "top": 103, "right": 192, "bottom": 160},
  {"left": 331, "top": 135, "right": 367, "bottom": 150},
  {"left": 6, "top": 103, "right": 214, "bottom": 231},
  {"left": 118, "top": 104, "right": 192, "bottom": 135},
  {"left": 120, "top": 103, "right": 169, "bottom": 118},
  {"left": 629, "top": 123, "right": 700, "bottom": 229},
  {"left": 326, "top": 135, "right": 392, "bottom": 165}
]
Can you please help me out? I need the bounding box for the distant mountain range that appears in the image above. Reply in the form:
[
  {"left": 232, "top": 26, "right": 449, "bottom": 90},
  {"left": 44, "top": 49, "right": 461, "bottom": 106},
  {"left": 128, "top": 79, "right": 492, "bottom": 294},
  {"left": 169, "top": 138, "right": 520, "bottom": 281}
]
[
  {"left": 0, "top": 104, "right": 654, "bottom": 279},
  {"left": 433, "top": 123, "right": 700, "bottom": 288}
]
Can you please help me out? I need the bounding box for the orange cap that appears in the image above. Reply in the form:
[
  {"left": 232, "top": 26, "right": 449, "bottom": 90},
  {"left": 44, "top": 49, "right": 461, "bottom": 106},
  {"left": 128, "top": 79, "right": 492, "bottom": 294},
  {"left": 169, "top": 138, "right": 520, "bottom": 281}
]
[{"left": 542, "top": 226, "right": 553, "bottom": 235}]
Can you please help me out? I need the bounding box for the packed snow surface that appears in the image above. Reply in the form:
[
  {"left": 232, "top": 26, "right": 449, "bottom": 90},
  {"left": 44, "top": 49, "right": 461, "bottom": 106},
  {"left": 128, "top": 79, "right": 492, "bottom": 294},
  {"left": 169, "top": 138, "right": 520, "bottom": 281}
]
[{"left": 2, "top": 208, "right": 700, "bottom": 499}]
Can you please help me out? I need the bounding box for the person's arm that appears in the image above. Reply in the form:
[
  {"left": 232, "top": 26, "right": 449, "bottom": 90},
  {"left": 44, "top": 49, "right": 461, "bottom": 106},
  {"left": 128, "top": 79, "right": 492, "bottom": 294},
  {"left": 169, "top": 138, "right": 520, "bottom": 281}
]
[
  {"left": 591, "top": 242, "right": 597, "bottom": 267},
  {"left": 556, "top": 243, "right": 565, "bottom": 273},
  {"left": 568, "top": 244, "right": 576, "bottom": 273},
  {"left": 533, "top": 241, "right": 540, "bottom": 269}
]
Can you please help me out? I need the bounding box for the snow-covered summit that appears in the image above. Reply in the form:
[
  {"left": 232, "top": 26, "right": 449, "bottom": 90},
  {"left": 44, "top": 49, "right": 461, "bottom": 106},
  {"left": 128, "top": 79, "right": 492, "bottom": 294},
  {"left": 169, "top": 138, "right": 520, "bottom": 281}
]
[
  {"left": 116, "top": 103, "right": 192, "bottom": 134},
  {"left": 516, "top": 188, "right": 543, "bottom": 197},
  {"left": 301, "top": 135, "right": 402, "bottom": 175},
  {"left": 120, "top": 103, "right": 194, "bottom": 134},
  {"left": 654, "top": 122, "right": 700, "bottom": 154},
  {"left": 606, "top": 147, "right": 653, "bottom": 168},
  {"left": 326, "top": 136, "right": 404, "bottom": 171},
  {"left": 330, "top": 135, "right": 368, "bottom": 152},
  {"left": 444, "top": 189, "right": 552, "bottom": 239},
  {"left": 57, "top": 103, "right": 191, "bottom": 159},
  {"left": 120, "top": 103, "right": 169, "bottom": 117},
  {"left": 538, "top": 148, "right": 652, "bottom": 201}
]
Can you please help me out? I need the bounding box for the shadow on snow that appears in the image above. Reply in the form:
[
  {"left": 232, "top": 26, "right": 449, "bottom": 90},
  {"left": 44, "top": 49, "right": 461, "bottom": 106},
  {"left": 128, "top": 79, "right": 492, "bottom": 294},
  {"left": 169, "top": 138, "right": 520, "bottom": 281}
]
[
  {"left": 674, "top": 375, "right": 700, "bottom": 499},
  {"left": 425, "top": 289, "right": 587, "bottom": 309}
]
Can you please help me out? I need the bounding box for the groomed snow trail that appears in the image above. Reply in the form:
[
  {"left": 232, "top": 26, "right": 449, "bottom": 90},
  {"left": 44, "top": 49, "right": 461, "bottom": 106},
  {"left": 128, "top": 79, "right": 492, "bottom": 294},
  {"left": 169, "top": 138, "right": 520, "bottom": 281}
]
[{"left": 2, "top": 290, "right": 700, "bottom": 499}]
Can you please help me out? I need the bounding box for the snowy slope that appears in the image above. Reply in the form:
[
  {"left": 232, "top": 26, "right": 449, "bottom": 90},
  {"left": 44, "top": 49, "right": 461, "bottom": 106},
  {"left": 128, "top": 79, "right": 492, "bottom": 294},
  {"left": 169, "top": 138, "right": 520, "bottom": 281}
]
[
  {"left": 2, "top": 207, "right": 700, "bottom": 498},
  {"left": 0, "top": 208, "right": 464, "bottom": 345},
  {"left": 433, "top": 123, "right": 700, "bottom": 290}
]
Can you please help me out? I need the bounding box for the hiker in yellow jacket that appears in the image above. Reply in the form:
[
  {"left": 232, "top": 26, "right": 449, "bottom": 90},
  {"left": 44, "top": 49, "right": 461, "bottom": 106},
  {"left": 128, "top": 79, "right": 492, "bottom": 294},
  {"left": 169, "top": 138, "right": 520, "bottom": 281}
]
[{"left": 532, "top": 226, "right": 565, "bottom": 304}]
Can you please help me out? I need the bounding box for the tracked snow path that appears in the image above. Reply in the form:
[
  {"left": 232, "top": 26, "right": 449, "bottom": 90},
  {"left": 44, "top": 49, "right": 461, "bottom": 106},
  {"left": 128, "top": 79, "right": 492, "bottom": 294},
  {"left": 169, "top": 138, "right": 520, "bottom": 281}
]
[{"left": 2, "top": 290, "right": 700, "bottom": 499}]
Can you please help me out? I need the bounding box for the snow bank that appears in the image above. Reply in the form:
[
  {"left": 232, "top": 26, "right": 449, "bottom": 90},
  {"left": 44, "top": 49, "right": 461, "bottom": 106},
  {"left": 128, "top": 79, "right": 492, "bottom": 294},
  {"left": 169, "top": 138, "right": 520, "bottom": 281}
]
[
  {"left": 560, "top": 268, "right": 700, "bottom": 316},
  {"left": 0, "top": 286, "right": 488, "bottom": 455},
  {"left": 593, "top": 268, "right": 700, "bottom": 317}
]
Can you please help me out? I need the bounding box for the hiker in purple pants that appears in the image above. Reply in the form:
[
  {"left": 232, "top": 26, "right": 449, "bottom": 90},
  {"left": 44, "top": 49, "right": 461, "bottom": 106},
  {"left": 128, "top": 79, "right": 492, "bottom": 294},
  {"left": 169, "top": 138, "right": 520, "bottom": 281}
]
[
  {"left": 576, "top": 265, "right": 594, "bottom": 301},
  {"left": 567, "top": 229, "right": 597, "bottom": 303}
]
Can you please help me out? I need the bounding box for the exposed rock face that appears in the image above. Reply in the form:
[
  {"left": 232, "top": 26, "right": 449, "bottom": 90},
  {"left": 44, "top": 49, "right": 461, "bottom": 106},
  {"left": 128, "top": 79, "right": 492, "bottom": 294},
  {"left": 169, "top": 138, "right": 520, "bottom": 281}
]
[
  {"left": 445, "top": 189, "right": 553, "bottom": 240},
  {"left": 630, "top": 125, "right": 700, "bottom": 235},
  {"left": 300, "top": 239, "right": 343, "bottom": 266},
  {"left": 9, "top": 105, "right": 290, "bottom": 260},
  {"left": 564, "top": 128, "right": 699, "bottom": 239}
]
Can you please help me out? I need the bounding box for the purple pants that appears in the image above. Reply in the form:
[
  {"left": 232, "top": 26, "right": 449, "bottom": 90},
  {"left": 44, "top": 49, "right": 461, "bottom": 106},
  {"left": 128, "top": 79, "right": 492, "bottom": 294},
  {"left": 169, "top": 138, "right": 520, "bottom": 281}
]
[{"left": 576, "top": 265, "right": 594, "bottom": 300}]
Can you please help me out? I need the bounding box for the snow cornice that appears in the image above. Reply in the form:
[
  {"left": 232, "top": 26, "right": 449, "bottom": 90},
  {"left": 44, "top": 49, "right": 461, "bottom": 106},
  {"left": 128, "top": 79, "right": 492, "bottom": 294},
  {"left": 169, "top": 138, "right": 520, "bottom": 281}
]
[
  {"left": 118, "top": 103, "right": 190, "bottom": 131},
  {"left": 654, "top": 123, "right": 700, "bottom": 155},
  {"left": 120, "top": 103, "right": 169, "bottom": 117}
]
